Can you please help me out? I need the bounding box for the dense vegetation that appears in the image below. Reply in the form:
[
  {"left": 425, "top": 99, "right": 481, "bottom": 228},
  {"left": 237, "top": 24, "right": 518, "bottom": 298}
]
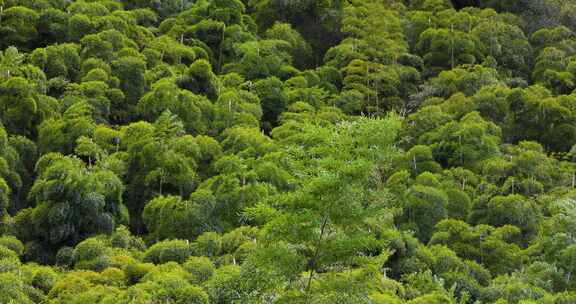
[{"left": 1, "top": 0, "right": 576, "bottom": 302}]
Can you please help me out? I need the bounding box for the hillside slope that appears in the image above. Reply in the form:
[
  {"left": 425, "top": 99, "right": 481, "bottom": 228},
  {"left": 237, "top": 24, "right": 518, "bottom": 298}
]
[{"left": 0, "top": 0, "right": 576, "bottom": 302}]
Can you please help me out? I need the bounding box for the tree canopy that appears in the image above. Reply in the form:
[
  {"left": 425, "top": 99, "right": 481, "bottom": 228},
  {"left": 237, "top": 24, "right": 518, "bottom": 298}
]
[{"left": 0, "top": 0, "right": 576, "bottom": 303}]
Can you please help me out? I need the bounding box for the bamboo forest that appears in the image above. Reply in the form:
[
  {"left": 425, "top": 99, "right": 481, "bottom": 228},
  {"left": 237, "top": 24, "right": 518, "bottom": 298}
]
[{"left": 1, "top": 0, "right": 576, "bottom": 303}]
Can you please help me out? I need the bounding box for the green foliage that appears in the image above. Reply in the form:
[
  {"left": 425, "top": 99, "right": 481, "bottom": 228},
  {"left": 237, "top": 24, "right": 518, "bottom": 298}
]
[
  {"left": 178, "top": 59, "right": 219, "bottom": 100},
  {"left": 0, "top": 76, "right": 44, "bottom": 136},
  {"left": 138, "top": 78, "right": 214, "bottom": 134},
  {"left": 0, "top": 235, "right": 23, "bottom": 256},
  {"left": 419, "top": 111, "right": 501, "bottom": 168},
  {"left": 475, "top": 194, "right": 540, "bottom": 241},
  {"left": 18, "top": 153, "right": 127, "bottom": 250},
  {"left": 37, "top": 101, "right": 96, "bottom": 154},
  {"left": 143, "top": 239, "right": 192, "bottom": 264},
  {"left": 0, "top": 0, "right": 574, "bottom": 302},
  {"left": 183, "top": 256, "right": 215, "bottom": 284},
  {"left": 143, "top": 191, "right": 217, "bottom": 241},
  {"left": 0, "top": 6, "right": 39, "bottom": 49},
  {"left": 417, "top": 27, "right": 483, "bottom": 73}
]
